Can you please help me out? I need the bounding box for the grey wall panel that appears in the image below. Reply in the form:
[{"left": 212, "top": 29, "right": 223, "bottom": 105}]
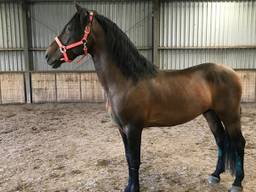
[
  {"left": 30, "top": 1, "right": 152, "bottom": 71},
  {"left": 0, "top": 2, "right": 24, "bottom": 49},
  {"left": 0, "top": 52, "right": 25, "bottom": 71},
  {"left": 160, "top": 49, "right": 256, "bottom": 70},
  {"left": 0, "top": 2, "right": 25, "bottom": 71},
  {"left": 160, "top": 1, "right": 256, "bottom": 47},
  {"left": 159, "top": 1, "right": 256, "bottom": 70}
]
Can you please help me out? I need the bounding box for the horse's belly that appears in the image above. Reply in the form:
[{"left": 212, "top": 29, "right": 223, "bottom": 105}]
[
  {"left": 145, "top": 100, "right": 209, "bottom": 127},
  {"left": 144, "top": 78, "right": 211, "bottom": 127}
]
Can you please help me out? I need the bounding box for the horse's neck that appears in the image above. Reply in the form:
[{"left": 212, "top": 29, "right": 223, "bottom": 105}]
[
  {"left": 92, "top": 52, "right": 129, "bottom": 96},
  {"left": 91, "top": 20, "right": 130, "bottom": 96}
]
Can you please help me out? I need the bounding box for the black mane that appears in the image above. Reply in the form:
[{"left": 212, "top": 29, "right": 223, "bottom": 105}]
[{"left": 95, "top": 14, "right": 157, "bottom": 82}]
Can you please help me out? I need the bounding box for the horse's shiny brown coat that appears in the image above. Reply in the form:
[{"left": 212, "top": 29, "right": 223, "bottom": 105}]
[
  {"left": 105, "top": 63, "right": 241, "bottom": 129},
  {"left": 84, "top": 17, "right": 242, "bottom": 132}
]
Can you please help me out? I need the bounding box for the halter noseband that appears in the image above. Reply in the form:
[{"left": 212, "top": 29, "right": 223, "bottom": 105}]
[{"left": 54, "top": 11, "right": 94, "bottom": 63}]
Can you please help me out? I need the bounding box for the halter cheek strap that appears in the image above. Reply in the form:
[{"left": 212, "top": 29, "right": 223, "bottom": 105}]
[{"left": 54, "top": 11, "right": 94, "bottom": 63}]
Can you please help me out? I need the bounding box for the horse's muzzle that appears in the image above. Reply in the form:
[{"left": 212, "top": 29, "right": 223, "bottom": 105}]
[{"left": 45, "top": 48, "right": 63, "bottom": 69}]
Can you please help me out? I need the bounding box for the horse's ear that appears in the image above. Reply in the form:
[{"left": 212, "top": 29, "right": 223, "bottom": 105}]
[
  {"left": 75, "top": 2, "right": 89, "bottom": 15},
  {"left": 75, "top": 2, "right": 83, "bottom": 13}
]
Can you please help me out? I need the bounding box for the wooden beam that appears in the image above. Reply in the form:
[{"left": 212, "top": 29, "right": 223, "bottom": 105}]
[
  {"left": 153, "top": 0, "right": 160, "bottom": 67},
  {"left": 22, "top": 0, "right": 33, "bottom": 103}
]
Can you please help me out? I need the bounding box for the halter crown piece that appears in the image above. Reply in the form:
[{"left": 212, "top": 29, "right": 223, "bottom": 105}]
[{"left": 54, "top": 11, "right": 94, "bottom": 63}]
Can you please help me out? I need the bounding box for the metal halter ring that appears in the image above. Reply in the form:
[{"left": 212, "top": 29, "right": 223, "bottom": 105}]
[
  {"left": 83, "top": 40, "right": 88, "bottom": 48},
  {"left": 59, "top": 46, "right": 66, "bottom": 53}
]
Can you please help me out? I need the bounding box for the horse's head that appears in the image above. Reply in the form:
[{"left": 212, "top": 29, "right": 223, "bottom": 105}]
[{"left": 45, "top": 3, "right": 95, "bottom": 68}]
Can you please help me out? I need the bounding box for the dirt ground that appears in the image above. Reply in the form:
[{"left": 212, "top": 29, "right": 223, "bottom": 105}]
[{"left": 0, "top": 103, "right": 255, "bottom": 192}]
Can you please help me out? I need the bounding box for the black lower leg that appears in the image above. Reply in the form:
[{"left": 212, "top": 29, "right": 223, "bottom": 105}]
[
  {"left": 120, "top": 126, "right": 142, "bottom": 192},
  {"left": 211, "top": 140, "right": 225, "bottom": 178},
  {"left": 232, "top": 135, "right": 245, "bottom": 187},
  {"left": 204, "top": 111, "right": 226, "bottom": 179}
]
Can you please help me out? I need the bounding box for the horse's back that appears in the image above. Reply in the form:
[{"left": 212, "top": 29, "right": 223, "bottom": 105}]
[{"left": 164, "top": 62, "right": 242, "bottom": 100}]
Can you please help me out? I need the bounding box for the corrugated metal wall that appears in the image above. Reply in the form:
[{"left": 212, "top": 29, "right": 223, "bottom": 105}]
[
  {"left": 0, "top": 2, "right": 25, "bottom": 71},
  {"left": 159, "top": 0, "right": 256, "bottom": 70},
  {"left": 29, "top": 1, "right": 152, "bottom": 71},
  {"left": 1, "top": 0, "right": 255, "bottom": 72},
  {"left": 0, "top": 0, "right": 256, "bottom": 103}
]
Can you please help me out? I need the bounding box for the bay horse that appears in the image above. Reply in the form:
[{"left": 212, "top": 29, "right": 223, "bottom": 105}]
[{"left": 45, "top": 4, "right": 245, "bottom": 192}]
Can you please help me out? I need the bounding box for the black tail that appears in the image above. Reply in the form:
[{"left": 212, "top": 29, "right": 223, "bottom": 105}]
[{"left": 223, "top": 132, "right": 236, "bottom": 176}]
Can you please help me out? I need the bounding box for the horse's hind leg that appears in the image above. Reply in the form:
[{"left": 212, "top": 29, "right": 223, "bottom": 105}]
[
  {"left": 222, "top": 114, "right": 245, "bottom": 192},
  {"left": 203, "top": 110, "right": 226, "bottom": 184}
]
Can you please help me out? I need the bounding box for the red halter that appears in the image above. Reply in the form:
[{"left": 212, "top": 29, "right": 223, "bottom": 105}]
[{"left": 54, "top": 12, "right": 94, "bottom": 63}]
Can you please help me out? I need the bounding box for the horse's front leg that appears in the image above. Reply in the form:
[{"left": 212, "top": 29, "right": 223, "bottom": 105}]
[{"left": 119, "top": 125, "right": 142, "bottom": 192}]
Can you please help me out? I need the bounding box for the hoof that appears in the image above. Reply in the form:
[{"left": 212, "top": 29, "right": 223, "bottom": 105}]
[
  {"left": 124, "top": 184, "right": 139, "bottom": 192},
  {"left": 208, "top": 175, "right": 220, "bottom": 184},
  {"left": 229, "top": 185, "right": 243, "bottom": 192}
]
